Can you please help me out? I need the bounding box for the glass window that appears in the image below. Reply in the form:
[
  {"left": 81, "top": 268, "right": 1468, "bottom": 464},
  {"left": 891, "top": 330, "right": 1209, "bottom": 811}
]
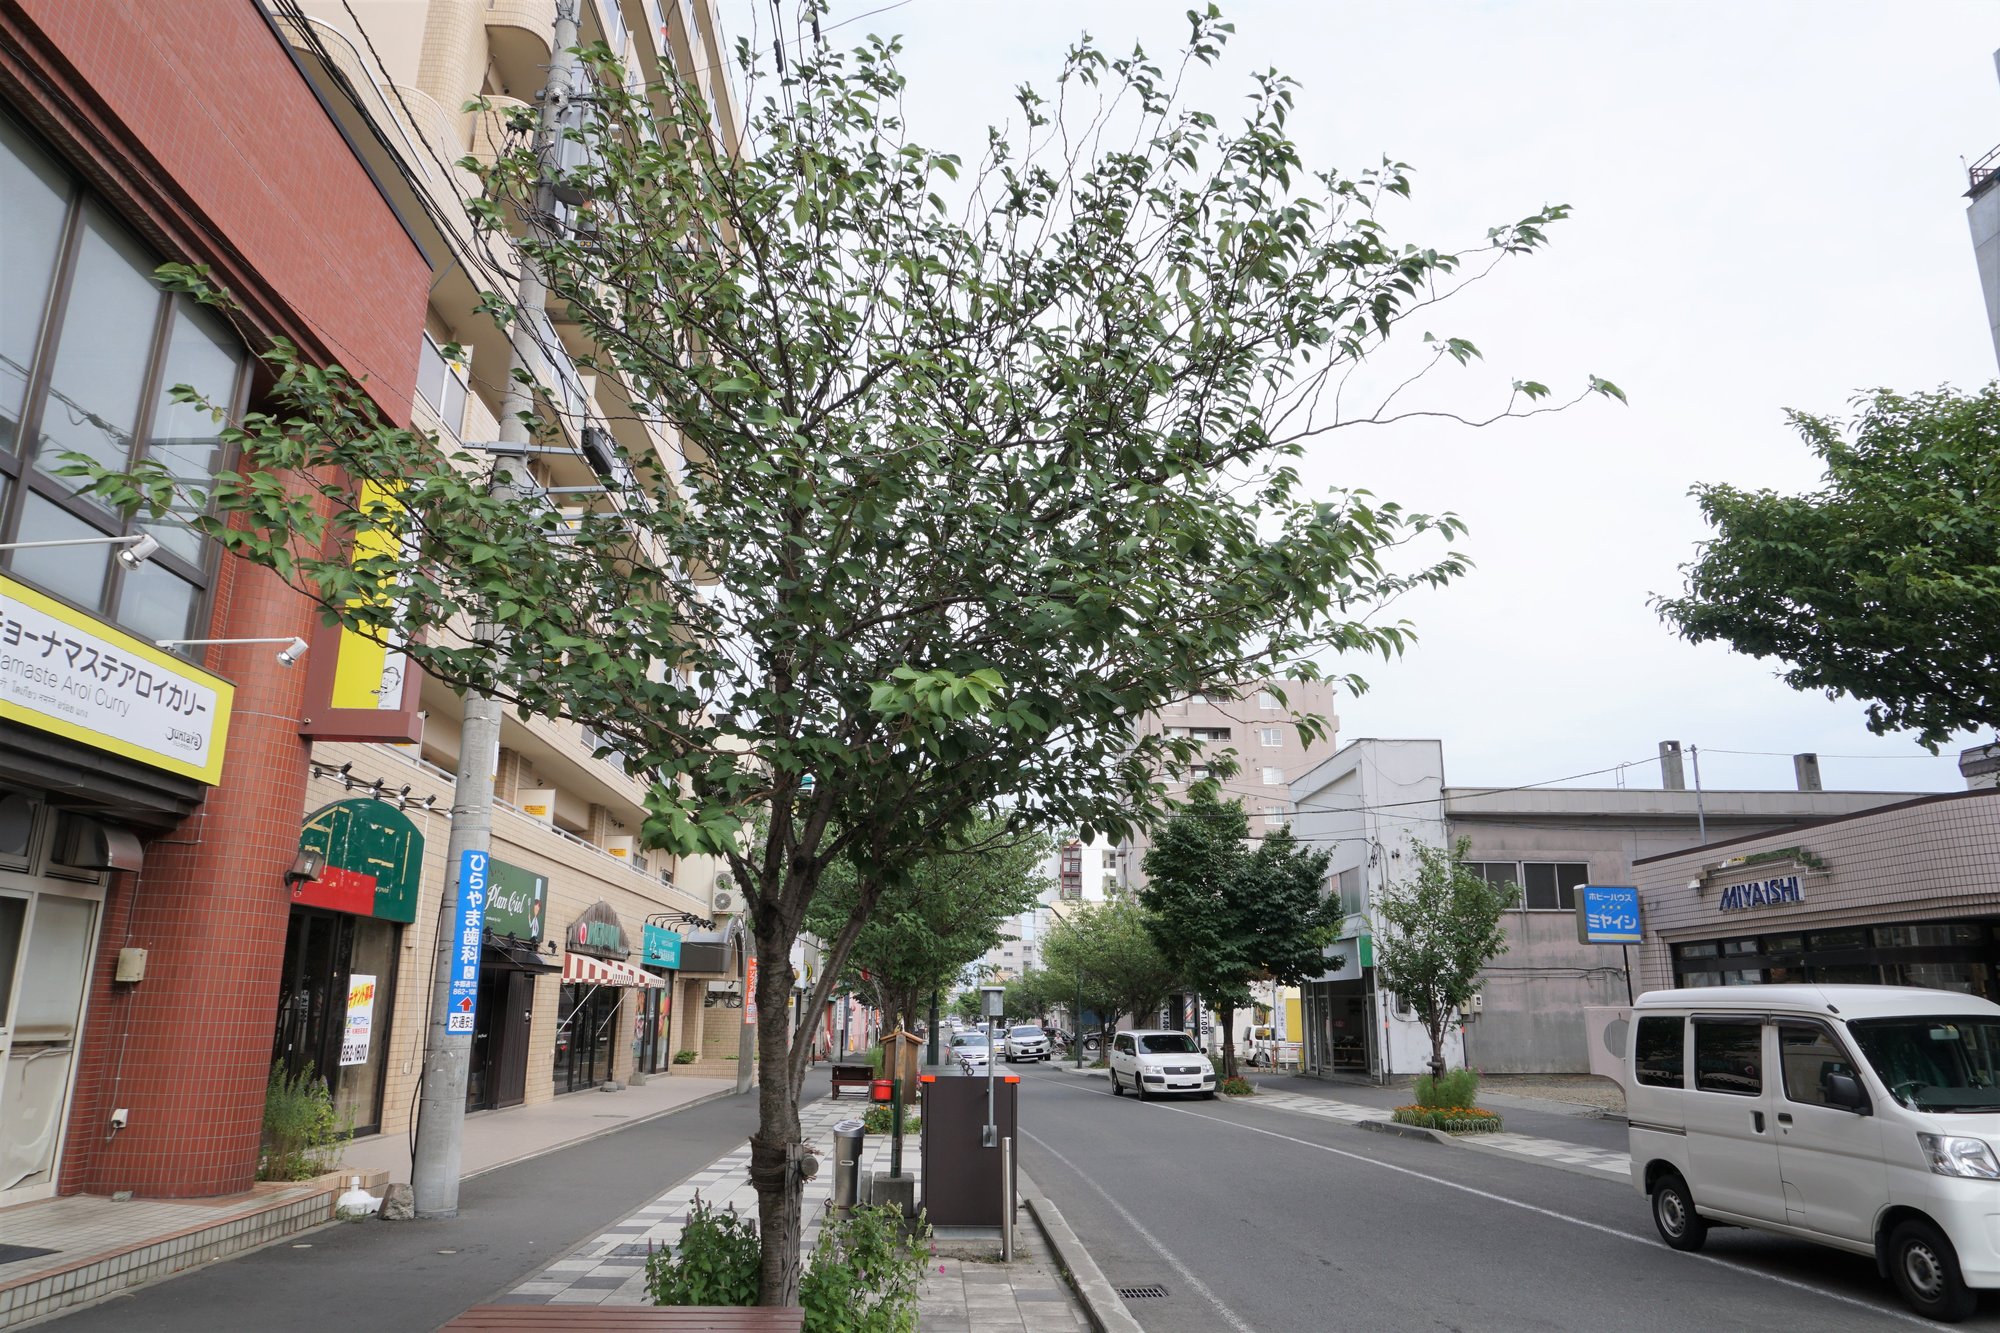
[
  {"left": 1633, "top": 1015, "right": 1684, "bottom": 1088},
  {"left": 33, "top": 205, "right": 162, "bottom": 495},
  {"left": 1694, "top": 1020, "right": 1762, "bottom": 1096},
  {"left": 1258, "top": 727, "right": 1282, "bottom": 747},
  {"left": 0, "top": 117, "right": 71, "bottom": 456},
  {"left": 1139, "top": 1033, "right": 1198, "bottom": 1054},
  {"left": 1850, "top": 1017, "right": 2000, "bottom": 1112},
  {"left": 12, "top": 492, "right": 111, "bottom": 608},
  {"left": 1680, "top": 969, "right": 1723, "bottom": 988},
  {"left": 0, "top": 895, "right": 23, "bottom": 1026},
  {"left": 1257, "top": 691, "right": 1279, "bottom": 710},
  {"left": 140, "top": 303, "right": 239, "bottom": 560},
  {"left": 1876, "top": 924, "right": 1983, "bottom": 949},
  {"left": 1779, "top": 1023, "right": 1859, "bottom": 1109},
  {"left": 1523, "top": 862, "right": 1588, "bottom": 911},
  {"left": 1810, "top": 928, "right": 1869, "bottom": 951},
  {"left": 1679, "top": 942, "right": 1720, "bottom": 959},
  {"left": 1763, "top": 934, "right": 1804, "bottom": 953},
  {"left": 1721, "top": 937, "right": 1761, "bottom": 956},
  {"left": 1262, "top": 767, "right": 1285, "bottom": 785},
  {"left": 114, "top": 560, "right": 200, "bottom": 644}
]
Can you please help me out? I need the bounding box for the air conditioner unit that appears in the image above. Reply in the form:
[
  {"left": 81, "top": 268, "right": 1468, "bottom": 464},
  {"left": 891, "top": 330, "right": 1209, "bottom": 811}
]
[{"left": 711, "top": 877, "right": 740, "bottom": 916}]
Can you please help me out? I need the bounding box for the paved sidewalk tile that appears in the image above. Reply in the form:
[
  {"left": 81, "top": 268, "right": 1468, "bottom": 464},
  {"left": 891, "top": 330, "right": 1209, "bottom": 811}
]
[{"left": 506, "top": 1094, "right": 1091, "bottom": 1329}]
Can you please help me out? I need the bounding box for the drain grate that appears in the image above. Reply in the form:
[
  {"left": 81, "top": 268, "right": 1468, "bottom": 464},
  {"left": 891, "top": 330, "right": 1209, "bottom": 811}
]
[{"left": 1117, "top": 1285, "right": 1168, "bottom": 1300}]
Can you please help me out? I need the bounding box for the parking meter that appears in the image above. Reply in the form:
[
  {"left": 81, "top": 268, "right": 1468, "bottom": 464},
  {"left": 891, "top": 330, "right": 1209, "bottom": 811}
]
[{"left": 981, "top": 984, "right": 1004, "bottom": 1147}]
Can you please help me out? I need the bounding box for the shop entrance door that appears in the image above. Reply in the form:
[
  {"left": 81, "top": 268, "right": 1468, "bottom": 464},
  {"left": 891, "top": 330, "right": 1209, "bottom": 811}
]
[
  {"left": 468, "top": 968, "right": 535, "bottom": 1111},
  {"left": 554, "top": 983, "right": 620, "bottom": 1093},
  {"left": 272, "top": 907, "right": 397, "bottom": 1136},
  {"left": 0, "top": 888, "right": 97, "bottom": 1201}
]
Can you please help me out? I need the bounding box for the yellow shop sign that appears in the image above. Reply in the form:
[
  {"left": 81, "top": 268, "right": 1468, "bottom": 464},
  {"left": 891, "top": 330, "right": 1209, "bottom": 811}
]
[{"left": 0, "top": 574, "right": 234, "bottom": 784}]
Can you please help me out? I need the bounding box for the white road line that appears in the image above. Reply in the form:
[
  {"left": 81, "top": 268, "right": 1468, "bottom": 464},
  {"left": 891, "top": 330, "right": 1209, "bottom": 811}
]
[
  {"left": 1036, "top": 1076, "right": 1941, "bottom": 1329},
  {"left": 1021, "top": 1128, "right": 1258, "bottom": 1333}
]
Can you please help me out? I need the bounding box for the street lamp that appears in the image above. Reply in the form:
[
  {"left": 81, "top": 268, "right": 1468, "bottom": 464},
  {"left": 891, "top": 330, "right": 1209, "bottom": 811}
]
[
  {"left": 0, "top": 532, "right": 159, "bottom": 569},
  {"left": 157, "top": 635, "right": 310, "bottom": 667}
]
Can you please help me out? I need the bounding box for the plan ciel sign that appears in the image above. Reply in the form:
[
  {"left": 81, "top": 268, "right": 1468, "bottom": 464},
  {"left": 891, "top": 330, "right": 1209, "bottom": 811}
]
[{"left": 1717, "top": 873, "right": 1804, "bottom": 914}]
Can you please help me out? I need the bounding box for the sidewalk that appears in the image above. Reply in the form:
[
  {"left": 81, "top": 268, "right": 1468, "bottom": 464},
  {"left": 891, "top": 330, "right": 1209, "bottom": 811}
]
[
  {"left": 501, "top": 1093, "right": 1094, "bottom": 1331},
  {"left": 342, "top": 1073, "right": 736, "bottom": 1182},
  {"left": 0, "top": 1075, "right": 734, "bottom": 1330}
]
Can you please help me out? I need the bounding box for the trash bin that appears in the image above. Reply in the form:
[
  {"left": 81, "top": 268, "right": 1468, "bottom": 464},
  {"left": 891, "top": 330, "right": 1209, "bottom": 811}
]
[{"left": 831, "top": 1118, "right": 866, "bottom": 1218}]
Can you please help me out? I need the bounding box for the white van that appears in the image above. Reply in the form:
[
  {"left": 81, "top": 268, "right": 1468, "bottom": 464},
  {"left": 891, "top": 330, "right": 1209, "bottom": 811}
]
[{"left": 1628, "top": 984, "right": 2000, "bottom": 1321}]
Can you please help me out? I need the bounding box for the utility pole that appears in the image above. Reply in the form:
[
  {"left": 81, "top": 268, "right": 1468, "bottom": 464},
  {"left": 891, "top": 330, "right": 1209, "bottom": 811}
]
[
  {"left": 411, "top": 0, "right": 582, "bottom": 1218},
  {"left": 1690, "top": 744, "right": 1709, "bottom": 845}
]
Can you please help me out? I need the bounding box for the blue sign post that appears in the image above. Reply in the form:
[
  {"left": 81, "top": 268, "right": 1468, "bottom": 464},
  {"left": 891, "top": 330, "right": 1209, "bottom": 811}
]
[
  {"left": 446, "top": 849, "right": 489, "bottom": 1035},
  {"left": 1578, "top": 884, "right": 1644, "bottom": 944}
]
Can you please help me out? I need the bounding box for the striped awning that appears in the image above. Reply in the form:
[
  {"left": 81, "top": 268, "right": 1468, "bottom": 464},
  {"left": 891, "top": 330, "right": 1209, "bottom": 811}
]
[{"left": 561, "top": 952, "right": 665, "bottom": 988}]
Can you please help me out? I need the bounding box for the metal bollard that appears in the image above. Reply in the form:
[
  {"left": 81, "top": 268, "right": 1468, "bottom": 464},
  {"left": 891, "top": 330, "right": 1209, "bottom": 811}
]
[
  {"left": 832, "top": 1118, "right": 866, "bottom": 1219},
  {"left": 1000, "top": 1135, "right": 1014, "bottom": 1261}
]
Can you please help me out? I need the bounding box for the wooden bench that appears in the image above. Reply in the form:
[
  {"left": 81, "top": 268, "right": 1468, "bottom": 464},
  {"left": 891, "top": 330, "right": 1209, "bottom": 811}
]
[
  {"left": 441, "top": 1307, "right": 802, "bottom": 1331},
  {"left": 828, "top": 1062, "right": 875, "bottom": 1099}
]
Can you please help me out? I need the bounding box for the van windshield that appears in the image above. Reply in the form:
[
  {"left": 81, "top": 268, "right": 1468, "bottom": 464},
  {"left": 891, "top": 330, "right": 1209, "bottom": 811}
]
[
  {"left": 1849, "top": 1017, "right": 2000, "bottom": 1112},
  {"left": 1139, "top": 1034, "right": 1198, "bottom": 1055}
]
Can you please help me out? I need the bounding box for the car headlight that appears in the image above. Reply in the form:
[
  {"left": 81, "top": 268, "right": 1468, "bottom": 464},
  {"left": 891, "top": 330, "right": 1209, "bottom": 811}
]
[{"left": 1918, "top": 1133, "right": 2000, "bottom": 1179}]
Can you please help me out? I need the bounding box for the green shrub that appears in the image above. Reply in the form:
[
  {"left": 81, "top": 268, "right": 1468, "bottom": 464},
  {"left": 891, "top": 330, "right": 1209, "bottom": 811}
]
[
  {"left": 646, "top": 1197, "right": 761, "bottom": 1307},
  {"left": 860, "top": 1104, "right": 920, "bottom": 1136},
  {"left": 1412, "top": 1067, "right": 1478, "bottom": 1110},
  {"left": 1392, "top": 1104, "right": 1502, "bottom": 1134},
  {"left": 650, "top": 1199, "right": 928, "bottom": 1333},
  {"left": 1220, "top": 1076, "right": 1254, "bottom": 1096},
  {"left": 258, "top": 1062, "right": 351, "bottom": 1181},
  {"left": 799, "top": 1205, "right": 929, "bottom": 1333},
  {"left": 673, "top": 1049, "right": 699, "bottom": 1065}
]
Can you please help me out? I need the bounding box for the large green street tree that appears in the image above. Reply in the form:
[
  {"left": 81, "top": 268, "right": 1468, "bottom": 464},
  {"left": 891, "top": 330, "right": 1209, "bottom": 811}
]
[
  {"left": 1374, "top": 839, "right": 1518, "bottom": 1079},
  {"left": 87, "top": 5, "right": 1616, "bottom": 1302},
  {"left": 1140, "top": 794, "right": 1337, "bottom": 1078},
  {"left": 1656, "top": 385, "right": 2000, "bottom": 751},
  {"left": 1041, "top": 900, "right": 1180, "bottom": 1038},
  {"left": 802, "top": 817, "right": 1049, "bottom": 1036}
]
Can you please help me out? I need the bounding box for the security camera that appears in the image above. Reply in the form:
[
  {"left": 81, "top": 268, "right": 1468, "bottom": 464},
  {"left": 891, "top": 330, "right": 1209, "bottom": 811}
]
[
  {"left": 276, "top": 636, "right": 309, "bottom": 668},
  {"left": 116, "top": 534, "right": 160, "bottom": 570},
  {"left": 109, "top": 1107, "right": 129, "bottom": 1131}
]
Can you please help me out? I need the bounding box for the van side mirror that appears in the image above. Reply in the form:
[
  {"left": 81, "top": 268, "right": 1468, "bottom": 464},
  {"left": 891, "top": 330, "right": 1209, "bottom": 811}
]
[{"left": 1824, "top": 1071, "right": 1870, "bottom": 1114}]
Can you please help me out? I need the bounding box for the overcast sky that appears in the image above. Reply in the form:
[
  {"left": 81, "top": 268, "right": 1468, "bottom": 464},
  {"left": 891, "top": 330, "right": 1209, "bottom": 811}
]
[{"left": 722, "top": 2, "right": 1999, "bottom": 795}]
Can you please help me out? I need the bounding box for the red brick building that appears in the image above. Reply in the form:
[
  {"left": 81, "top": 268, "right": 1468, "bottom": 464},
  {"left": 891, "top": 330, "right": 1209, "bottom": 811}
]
[{"left": 0, "top": 0, "right": 427, "bottom": 1202}]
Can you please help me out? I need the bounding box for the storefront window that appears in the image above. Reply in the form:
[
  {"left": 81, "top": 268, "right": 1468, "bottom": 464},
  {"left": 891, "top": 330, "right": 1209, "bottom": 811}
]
[
  {"left": 1876, "top": 924, "right": 1983, "bottom": 949},
  {"left": 1810, "top": 929, "right": 1869, "bottom": 951},
  {"left": 554, "top": 982, "right": 621, "bottom": 1093},
  {"left": 0, "top": 112, "right": 241, "bottom": 639},
  {"left": 272, "top": 908, "right": 399, "bottom": 1136}
]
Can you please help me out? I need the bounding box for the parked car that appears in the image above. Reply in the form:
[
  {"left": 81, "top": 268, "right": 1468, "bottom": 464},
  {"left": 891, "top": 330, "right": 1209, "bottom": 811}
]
[
  {"left": 1004, "top": 1024, "right": 1050, "bottom": 1063},
  {"left": 1108, "top": 1029, "right": 1215, "bottom": 1100},
  {"left": 950, "top": 1031, "right": 989, "bottom": 1075},
  {"left": 1628, "top": 983, "right": 2000, "bottom": 1322}
]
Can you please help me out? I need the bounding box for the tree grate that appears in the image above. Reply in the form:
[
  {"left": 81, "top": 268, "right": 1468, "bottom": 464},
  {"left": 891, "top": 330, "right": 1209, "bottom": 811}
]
[{"left": 1117, "top": 1285, "right": 1168, "bottom": 1299}]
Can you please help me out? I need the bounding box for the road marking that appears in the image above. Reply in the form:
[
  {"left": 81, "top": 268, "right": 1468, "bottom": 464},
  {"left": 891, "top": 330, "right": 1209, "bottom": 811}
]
[
  {"left": 1021, "top": 1128, "right": 1258, "bottom": 1333},
  {"left": 1031, "top": 1073, "right": 1939, "bottom": 1329}
]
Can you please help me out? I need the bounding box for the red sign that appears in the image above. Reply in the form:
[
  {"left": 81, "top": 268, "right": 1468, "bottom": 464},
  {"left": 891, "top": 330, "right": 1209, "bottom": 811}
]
[{"left": 745, "top": 958, "right": 758, "bottom": 1026}]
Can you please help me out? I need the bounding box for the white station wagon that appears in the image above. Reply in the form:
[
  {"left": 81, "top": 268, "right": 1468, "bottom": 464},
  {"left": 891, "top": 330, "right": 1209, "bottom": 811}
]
[{"left": 1109, "top": 1029, "right": 1215, "bottom": 1099}]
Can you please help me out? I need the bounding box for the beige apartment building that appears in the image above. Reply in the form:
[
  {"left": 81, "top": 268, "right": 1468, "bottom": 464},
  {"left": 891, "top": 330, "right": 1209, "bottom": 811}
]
[
  {"left": 264, "top": 0, "right": 748, "bottom": 1144},
  {"left": 1115, "top": 679, "right": 1340, "bottom": 894}
]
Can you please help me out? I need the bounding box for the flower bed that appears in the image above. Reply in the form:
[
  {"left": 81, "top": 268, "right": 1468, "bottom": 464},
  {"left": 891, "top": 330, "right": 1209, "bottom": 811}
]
[{"left": 1392, "top": 1104, "right": 1503, "bottom": 1134}]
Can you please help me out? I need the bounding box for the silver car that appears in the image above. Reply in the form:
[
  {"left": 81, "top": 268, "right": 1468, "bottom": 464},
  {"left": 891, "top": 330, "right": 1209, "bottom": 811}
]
[
  {"left": 950, "top": 1031, "right": 989, "bottom": 1074},
  {"left": 1003, "top": 1024, "right": 1050, "bottom": 1062}
]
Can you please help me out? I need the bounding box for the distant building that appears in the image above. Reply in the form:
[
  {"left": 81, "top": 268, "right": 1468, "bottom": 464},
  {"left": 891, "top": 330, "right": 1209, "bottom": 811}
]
[
  {"left": 1288, "top": 739, "right": 1927, "bottom": 1078},
  {"left": 1968, "top": 51, "right": 2000, "bottom": 367}
]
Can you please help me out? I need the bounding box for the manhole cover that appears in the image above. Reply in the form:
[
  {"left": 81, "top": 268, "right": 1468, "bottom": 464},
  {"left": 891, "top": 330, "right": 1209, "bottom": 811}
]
[{"left": 1117, "top": 1285, "right": 1168, "bottom": 1299}]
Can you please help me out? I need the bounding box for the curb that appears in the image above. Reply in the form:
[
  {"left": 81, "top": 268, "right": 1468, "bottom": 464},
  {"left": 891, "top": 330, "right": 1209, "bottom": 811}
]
[
  {"left": 1356, "top": 1118, "right": 1449, "bottom": 1144},
  {"left": 1018, "top": 1171, "right": 1144, "bottom": 1333},
  {"left": 1048, "top": 1064, "right": 1110, "bottom": 1079},
  {"left": 461, "top": 1086, "right": 744, "bottom": 1181}
]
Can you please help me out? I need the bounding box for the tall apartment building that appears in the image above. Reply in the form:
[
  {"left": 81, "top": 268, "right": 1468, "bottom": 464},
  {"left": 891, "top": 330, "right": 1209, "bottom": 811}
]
[
  {"left": 269, "top": 0, "right": 743, "bottom": 1131},
  {"left": 1967, "top": 51, "right": 2000, "bottom": 367},
  {"left": 0, "top": 0, "right": 742, "bottom": 1247},
  {"left": 1113, "top": 679, "right": 1340, "bottom": 894}
]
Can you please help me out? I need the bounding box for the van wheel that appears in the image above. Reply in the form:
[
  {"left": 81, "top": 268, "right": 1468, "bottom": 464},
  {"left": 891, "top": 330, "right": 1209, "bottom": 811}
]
[
  {"left": 1650, "top": 1172, "right": 1708, "bottom": 1252},
  {"left": 1888, "top": 1219, "right": 1979, "bottom": 1322},
  {"left": 1111, "top": 1071, "right": 1125, "bottom": 1096}
]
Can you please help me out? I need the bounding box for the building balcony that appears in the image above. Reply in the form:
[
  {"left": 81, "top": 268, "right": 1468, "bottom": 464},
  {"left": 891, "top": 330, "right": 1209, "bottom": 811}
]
[{"left": 484, "top": 0, "right": 558, "bottom": 100}]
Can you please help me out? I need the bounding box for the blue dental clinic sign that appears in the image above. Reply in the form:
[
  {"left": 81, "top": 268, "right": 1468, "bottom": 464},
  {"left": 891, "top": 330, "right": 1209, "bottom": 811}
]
[
  {"left": 447, "top": 849, "right": 489, "bottom": 1034},
  {"left": 642, "top": 924, "right": 682, "bottom": 969},
  {"left": 1717, "top": 873, "right": 1803, "bottom": 914},
  {"left": 1577, "top": 884, "right": 1644, "bottom": 944}
]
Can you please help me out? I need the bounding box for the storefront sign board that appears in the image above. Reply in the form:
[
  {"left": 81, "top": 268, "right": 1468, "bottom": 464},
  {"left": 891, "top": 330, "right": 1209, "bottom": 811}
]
[
  {"left": 566, "top": 900, "right": 629, "bottom": 959},
  {"left": 1718, "top": 874, "right": 1803, "bottom": 914},
  {"left": 340, "top": 974, "right": 378, "bottom": 1066},
  {"left": 485, "top": 859, "right": 548, "bottom": 940},
  {"left": 298, "top": 481, "right": 423, "bottom": 743},
  {"left": 296, "top": 798, "right": 425, "bottom": 922},
  {"left": 448, "top": 849, "right": 489, "bottom": 1034},
  {"left": 0, "top": 573, "right": 235, "bottom": 784},
  {"left": 745, "top": 957, "right": 758, "bottom": 1026},
  {"left": 642, "top": 924, "right": 682, "bottom": 968},
  {"left": 1578, "top": 885, "right": 1644, "bottom": 944}
]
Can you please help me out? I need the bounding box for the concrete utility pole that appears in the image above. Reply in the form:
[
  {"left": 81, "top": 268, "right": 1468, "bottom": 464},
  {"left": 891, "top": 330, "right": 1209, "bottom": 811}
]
[{"left": 411, "top": 0, "right": 582, "bottom": 1218}]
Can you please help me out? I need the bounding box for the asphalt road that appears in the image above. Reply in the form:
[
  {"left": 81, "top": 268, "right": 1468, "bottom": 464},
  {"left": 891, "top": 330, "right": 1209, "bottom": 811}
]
[
  {"left": 1010, "top": 1063, "right": 2000, "bottom": 1332},
  {"left": 46, "top": 1077, "right": 822, "bottom": 1333}
]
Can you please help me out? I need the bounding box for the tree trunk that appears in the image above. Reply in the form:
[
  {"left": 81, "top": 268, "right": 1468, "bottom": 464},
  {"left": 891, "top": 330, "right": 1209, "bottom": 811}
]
[
  {"left": 1427, "top": 1019, "right": 1446, "bottom": 1082},
  {"left": 1220, "top": 998, "right": 1237, "bottom": 1081},
  {"left": 750, "top": 914, "right": 805, "bottom": 1308}
]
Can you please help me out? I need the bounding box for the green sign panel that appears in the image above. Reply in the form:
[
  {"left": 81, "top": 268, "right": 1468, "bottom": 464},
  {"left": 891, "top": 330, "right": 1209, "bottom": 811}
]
[
  {"left": 485, "top": 859, "right": 548, "bottom": 941},
  {"left": 295, "top": 798, "right": 424, "bottom": 923}
]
